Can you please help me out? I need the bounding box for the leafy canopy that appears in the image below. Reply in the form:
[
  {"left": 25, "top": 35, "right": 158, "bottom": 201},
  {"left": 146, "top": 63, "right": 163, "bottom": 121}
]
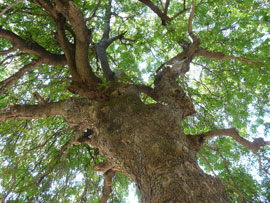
[{"left": 0, "top": 0, "right": 269, "bottom": 202}]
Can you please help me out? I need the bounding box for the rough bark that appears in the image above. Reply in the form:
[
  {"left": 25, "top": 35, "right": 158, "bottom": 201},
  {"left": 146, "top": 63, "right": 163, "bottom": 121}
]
[{"left": 62, "top": 93, "right": 229, "bottom": 203}]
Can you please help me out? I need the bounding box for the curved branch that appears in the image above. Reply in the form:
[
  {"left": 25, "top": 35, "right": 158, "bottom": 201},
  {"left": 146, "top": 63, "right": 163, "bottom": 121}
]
[
  {"left": 202, "top": 128, "right": 270, "bottom": 153},
  {"left": 54, "top": 0, "right": 100, "bottom": 85},
  {"left": 32, "top": 0, "right": 58, "bottom": 18},
  {"left": 138, "top": 0, "right": 170, "bottom": 23},
  {"left": 0, "top": 100, "right": 67, "bottom": 122},
  {"left": 0, "top": 47, "right": 16, "bottom": 55},
  {"left": 0, "top": 59, "right": 42, "bottom": 94},
  {"left": 0, "top": 27, "right": 67, "bottom": 65},
  {"left": 194, "top": 48, "right": 263, "bottom": 63}
]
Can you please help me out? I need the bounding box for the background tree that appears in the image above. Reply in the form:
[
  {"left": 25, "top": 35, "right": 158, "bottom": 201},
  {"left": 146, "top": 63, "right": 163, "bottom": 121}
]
[{"left": 0, "top": 0, "right": 270, "bottom": 202}]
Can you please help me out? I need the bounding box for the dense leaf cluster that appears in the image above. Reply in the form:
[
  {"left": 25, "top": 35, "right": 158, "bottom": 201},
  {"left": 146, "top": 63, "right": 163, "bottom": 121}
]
[{"left": 0, "top": 0, "right": 269, "bottom": 202}]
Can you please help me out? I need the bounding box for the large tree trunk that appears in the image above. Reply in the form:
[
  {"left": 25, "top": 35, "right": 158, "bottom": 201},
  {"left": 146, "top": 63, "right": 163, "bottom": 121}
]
[{"left": 67, "top": 93, "right": 229, "bottom": 202}]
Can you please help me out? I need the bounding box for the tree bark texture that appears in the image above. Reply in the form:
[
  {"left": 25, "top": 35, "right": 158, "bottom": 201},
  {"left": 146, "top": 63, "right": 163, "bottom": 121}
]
[{"left": 64, "top": 94, "right": 229, "bottom": 203}]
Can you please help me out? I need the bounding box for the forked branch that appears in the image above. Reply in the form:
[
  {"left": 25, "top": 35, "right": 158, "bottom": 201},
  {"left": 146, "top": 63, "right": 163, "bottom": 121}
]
[{"left": 54, "top": 0, "right": 100, "bottom": 85}]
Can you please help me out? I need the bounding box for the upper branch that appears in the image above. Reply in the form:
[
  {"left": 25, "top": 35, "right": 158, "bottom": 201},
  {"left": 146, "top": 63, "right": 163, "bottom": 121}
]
[
  {"left": 138, "top": 0, "right": 170, "bottom": 24},
  {"left": 164, "top": 0, "right": 170, "bottom": 15},
  {"left": 202, "top": 128, "right": 270, "bottom": 153},
  {"left": 54, "top": 0, "right": 101, "bottom": 85},
  {"left": 102, "top": 0, "right": 112, "bottom": 40},
  {"left": 194, "top": 48, "right": 263, "bottom": 63},
  {"left": 95, "top": 0, "right": 125, "bottom": 81},
  {"left": 33, "top": 0, "right": 58, "bottom": 18},
  {"left": 0, "top": 100, "right": 67, "bottom": 122},
  {"left": 0, "top": 59, "right": 42, "bottom": 94},
  {"left": 0, "top": 27, "right": 67, "bottom": 65},
  {"left": 188, "top": 1, "right": 199, "bottom": 42},
  {"left": 153, "top": 52, "right": 195, "bottom": 117},
  {"left": 0, "top": 0, "right": 24, "bottom": 16}
]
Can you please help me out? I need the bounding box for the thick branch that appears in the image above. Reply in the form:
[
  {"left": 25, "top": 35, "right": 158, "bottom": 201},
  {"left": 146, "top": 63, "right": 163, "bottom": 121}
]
[
  {"left": 54, "top": 0, "right": 100, "bottom": 85},
  {"left": 0, "top": 101, "right": 67, "bottom": 122},
  {"left": 195, "top": 48, "right": 262, "bottom": 63},
  {"left": 0, "top": 28, "right": 66, "bottom": 65},
  {"left": 202, "top": 128, "right": 270, "bottom": 153},
  {"left": 138, "top": 0, "right": 170, "bottom": 22},
  {"left": 102, "top": 0, "right": 112, "bottom": 40},
  {"left": 95, "top": 45, "right": 115, "bottom": 81},
  {"left": 154, "top": 52, "right": 195, "bottom": 117},
  {"left": 33, "top": 0, "right": 58, "bottom": 18},
  {"left": 0, "top": 59, "right": 42, "bottom": 94},
  {"left": 95, "top": 32, "right": 127, "bottom": 81},
  {"left": 100, "top": 169, "right": 115, "bottom": 203},
  {"left": 55, "top": 19, "right": 81, "bottom": 82}
]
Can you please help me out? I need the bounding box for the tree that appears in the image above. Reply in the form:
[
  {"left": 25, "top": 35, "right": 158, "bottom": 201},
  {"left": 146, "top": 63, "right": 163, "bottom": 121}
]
[{"left": 0, "top": 0, "right": 269, "bottom": 202}]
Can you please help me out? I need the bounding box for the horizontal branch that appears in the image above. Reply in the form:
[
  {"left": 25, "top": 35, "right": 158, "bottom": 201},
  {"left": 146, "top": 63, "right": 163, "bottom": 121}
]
[
  {"left": 195, "top": 48, "right": 262, "bottom": 63},
  {"left": 0, "top": 47, "right": 16, "bottom": 55},
  {"left": 0, "top": 27, "right": 66, "bottom": 65},
  {"left": 0, "top": 100, "right": 67, "bottom": 122},
  {"left": 202, "top": 128, "right": 270, "bottom": 153}
]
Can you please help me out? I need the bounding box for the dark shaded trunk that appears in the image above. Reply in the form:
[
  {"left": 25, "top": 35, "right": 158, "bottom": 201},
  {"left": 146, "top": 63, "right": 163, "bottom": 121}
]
[{"left": 66, "top": 93, "right": 229, "bottom": 203}]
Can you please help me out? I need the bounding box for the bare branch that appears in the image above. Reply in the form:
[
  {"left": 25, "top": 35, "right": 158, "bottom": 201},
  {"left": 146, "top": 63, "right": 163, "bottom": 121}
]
[
  {"left": 0, "top": 27, "right": 67, "bottom": 65},
  {"left": 0, "top": 100, "right": 67, "bottom": 122},
  {"left": 100, "top": 169, "right": 115, "bottom": 203},
  {"left": 0, "top": 59, "right": 42, "bottom": 94},
  {"left": 202, "top": 128, "right": 270, "bottom": 153},
  {"left": 195, "top": 48, "right": 263, "bottom": 63}
]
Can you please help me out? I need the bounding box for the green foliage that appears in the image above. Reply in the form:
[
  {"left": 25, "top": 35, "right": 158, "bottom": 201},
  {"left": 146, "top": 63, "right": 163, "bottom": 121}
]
[{"left": 0, "top": 0, "right": 270, "bottom": 202}]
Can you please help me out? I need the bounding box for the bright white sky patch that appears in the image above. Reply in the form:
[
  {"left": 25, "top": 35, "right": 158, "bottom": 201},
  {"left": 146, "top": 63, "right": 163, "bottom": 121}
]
[{"left": 127, "top": 184, "right": 138, "bottom": 203}]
